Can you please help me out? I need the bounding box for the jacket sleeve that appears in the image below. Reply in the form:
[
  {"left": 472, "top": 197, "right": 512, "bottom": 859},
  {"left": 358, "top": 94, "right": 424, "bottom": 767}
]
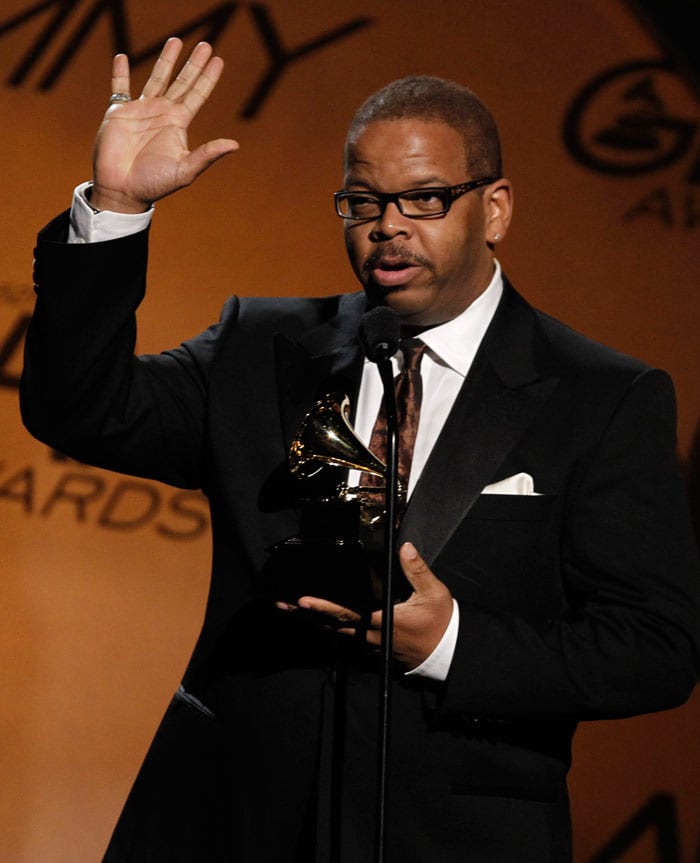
[
  {"left": 439, "top": 368, "right": 700, "bottom": 721},
  {"left": 20, "top": 212, "right": 236, "bottom": 489}
]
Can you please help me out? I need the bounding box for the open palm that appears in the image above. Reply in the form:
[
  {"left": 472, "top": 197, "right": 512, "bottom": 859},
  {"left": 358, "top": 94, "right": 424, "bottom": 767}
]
[{"left": 91, "top": 38, "right": 238, "bottom": 213}]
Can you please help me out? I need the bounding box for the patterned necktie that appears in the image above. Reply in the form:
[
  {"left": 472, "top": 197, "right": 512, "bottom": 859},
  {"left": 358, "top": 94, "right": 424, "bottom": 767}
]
[{"left": 362, "top": 339, "right": 427, "bottom": 498}]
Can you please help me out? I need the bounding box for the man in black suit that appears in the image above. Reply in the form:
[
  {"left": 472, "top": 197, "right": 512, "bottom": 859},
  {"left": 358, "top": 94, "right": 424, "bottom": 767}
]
[{"left": 21, "top": 38, "right": 700, "bottom": 863}]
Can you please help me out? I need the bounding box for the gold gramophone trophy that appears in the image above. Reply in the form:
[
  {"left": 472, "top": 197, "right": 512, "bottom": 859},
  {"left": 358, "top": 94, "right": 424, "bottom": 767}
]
[{"left": 267, "top": 392, "right": 401, "bottom": 612}]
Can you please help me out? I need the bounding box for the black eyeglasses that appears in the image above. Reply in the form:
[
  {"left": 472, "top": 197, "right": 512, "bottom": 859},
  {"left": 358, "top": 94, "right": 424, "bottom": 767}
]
[{"left": 334, "top": 177, "right": 496, "bottom": 221}]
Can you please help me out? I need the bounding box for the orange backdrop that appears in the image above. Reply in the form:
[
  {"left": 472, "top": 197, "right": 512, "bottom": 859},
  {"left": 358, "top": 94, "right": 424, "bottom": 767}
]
[{"left": 1, "top": 1, "right": 699, "bottom": 861}]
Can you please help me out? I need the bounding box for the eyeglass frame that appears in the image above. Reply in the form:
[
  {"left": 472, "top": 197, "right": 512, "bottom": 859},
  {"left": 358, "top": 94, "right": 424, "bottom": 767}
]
[{"left": 333, "top": 176, "right": 497, "bottom": 221}]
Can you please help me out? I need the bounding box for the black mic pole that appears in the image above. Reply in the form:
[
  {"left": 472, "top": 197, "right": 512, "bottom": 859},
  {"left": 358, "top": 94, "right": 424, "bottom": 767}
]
[
  {"left": 374, "top": 351, "right": 398, "bottom": 863},
  {"left": 360, "top": 307, "right": 401, "bottom": 863}
]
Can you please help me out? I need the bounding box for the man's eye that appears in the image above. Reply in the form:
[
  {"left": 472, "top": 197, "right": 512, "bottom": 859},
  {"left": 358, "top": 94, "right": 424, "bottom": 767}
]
[
  {"left": 347, "top": 195, "right": 379, "bottom": 213},
  {"left": 401, "top": 190, "right": 443, "bottom": 210}
]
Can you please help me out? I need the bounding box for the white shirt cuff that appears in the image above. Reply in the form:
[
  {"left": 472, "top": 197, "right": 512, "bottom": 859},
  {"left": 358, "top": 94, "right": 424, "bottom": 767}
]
[
  {"left": 405, "top": 598, "right": 459, "bottom": 682},
  {"left": 68, "top": 182, "right": 154, "bottom": 244}
]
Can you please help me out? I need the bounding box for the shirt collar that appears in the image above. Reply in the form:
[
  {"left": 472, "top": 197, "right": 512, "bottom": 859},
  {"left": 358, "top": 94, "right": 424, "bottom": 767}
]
[{"left": 416, "top": 260, "right": 503, "bottom": 376}]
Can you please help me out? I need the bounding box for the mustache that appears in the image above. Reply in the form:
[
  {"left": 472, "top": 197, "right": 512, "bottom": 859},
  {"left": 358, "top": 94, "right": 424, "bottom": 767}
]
[{"left": 362, "top": 244, "right": 432, "bottom": 273}]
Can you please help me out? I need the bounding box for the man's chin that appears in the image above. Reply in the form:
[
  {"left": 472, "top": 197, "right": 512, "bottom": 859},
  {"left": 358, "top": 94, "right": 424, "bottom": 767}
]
[{"left": 364, "top": 283, "right": 433, "bottom": 325}]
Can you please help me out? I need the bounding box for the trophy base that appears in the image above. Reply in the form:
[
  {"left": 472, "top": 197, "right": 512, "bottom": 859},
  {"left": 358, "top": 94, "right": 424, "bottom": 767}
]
[
  {"left": 267, "top": 535, "right": 377, "bottom": 612},
  {"left": 263, "top": 500, "right": 379, "bottom": 613}
]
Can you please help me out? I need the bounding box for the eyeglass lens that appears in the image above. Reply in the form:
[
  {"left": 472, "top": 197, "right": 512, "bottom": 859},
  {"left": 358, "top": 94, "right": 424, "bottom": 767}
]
[{"left": 337, "top": 189, "right": 449, "bottom": 219}]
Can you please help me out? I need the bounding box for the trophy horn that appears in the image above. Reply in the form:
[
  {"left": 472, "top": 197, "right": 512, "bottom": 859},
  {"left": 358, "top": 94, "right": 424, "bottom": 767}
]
[{"left": 289, "top": 393, "right": 386, "bottom": 480}]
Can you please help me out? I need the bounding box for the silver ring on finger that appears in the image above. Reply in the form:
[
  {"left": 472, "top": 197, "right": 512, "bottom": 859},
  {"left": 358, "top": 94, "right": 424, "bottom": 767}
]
[{"left": 109, "top": 92, "right": 131, "bottom": 105}]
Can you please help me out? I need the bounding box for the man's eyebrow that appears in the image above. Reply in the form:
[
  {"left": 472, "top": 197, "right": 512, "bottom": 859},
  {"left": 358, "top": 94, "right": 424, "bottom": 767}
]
[
  {"left": 342, "top": 175, "right": 451, "bottom": 190},
  {"left": 342, "top": 178, "right": 373, "bottom": 189},
  {"left": 405, "top": 176, "right": 451, "bottom": 187}
]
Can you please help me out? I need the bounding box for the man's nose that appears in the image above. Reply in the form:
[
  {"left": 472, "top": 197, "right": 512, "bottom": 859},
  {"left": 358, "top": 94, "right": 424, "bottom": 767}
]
[{"left": 370, "top": 201, "right": 412, "bottom": 240}]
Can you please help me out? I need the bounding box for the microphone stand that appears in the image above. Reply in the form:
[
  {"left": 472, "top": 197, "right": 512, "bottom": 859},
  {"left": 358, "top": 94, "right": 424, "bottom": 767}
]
[{"left": 374, "top": 350, "right": 399, "bottom": 863}]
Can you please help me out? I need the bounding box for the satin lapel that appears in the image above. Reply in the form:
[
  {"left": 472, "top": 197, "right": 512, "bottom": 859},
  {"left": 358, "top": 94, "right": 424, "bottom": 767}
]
[
  {"left": 275, "top": 292, "right": 367, "bottom": 449},
  {"left": 398, "top": 283, "right": 559, "bottom": 565},
  {"left": 399, "top": 357, "right": 558, "bottom": 564}
]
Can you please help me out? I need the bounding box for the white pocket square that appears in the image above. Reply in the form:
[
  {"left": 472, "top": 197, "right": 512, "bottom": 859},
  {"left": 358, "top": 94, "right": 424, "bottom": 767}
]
[{"left": 481, "top": 472, "right": 541, "bottom": 496}]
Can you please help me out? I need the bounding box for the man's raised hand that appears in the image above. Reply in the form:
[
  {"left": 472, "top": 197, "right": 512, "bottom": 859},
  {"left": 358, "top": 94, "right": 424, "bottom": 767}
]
[{"left": 91, "top": 38, "right": 239, "bottom": 213}]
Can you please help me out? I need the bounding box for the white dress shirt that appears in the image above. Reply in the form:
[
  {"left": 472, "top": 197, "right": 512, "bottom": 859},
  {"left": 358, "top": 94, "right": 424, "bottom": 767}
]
[
  {"left": 68, "top": 182, "right": 503, "bottom": 680},
  {"left": 350, "top": 269, "right": 503, "bottom": 679}
]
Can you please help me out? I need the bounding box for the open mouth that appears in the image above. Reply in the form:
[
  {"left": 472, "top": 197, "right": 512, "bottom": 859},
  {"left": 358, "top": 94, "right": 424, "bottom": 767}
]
[{"left": 369, "top": 257, "right": 421, "bottom": 288}]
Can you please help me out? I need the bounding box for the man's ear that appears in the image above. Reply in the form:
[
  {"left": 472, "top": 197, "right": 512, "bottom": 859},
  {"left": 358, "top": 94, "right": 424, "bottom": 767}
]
[{"left": 484, "top": 178, "right": 513, "bottom": 245}]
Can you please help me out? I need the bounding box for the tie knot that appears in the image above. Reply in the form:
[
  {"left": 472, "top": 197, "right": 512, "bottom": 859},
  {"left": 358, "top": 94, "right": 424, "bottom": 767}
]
[{"left": 401, "top": 339, "right": 426, "bottom": 372}]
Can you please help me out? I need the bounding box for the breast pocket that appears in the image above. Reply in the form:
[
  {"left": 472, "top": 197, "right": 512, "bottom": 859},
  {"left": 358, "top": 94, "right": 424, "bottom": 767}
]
[
  {"left": 434, "top": 493, "right": 560, "bottom": 621},
  {"left": 466, "top": 492, "right": 556, "bottom": 521}
]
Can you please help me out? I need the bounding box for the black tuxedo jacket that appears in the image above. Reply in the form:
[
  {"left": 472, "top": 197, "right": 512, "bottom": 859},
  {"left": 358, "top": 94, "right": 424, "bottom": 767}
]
[{"left": 21, "top": 215, "right": 700, "bottom": 863}]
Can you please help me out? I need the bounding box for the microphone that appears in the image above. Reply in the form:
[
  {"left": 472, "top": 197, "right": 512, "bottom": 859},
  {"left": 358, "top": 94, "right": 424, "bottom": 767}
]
[{"left": 361, "top": 306, "right": 400, "bottom": 363}]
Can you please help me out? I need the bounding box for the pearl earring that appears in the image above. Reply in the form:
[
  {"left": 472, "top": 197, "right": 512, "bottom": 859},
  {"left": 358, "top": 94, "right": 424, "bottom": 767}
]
[{"left": 493, "top": 233, "right": 502, "bottom": 242}]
